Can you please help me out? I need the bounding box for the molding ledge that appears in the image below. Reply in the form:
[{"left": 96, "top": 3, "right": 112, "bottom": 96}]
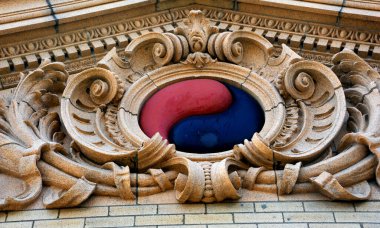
[{"left": 0, "top": 1, "right": 379, "bottom": 89}]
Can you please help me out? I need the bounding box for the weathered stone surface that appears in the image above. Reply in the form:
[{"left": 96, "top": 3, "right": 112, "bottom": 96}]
[{"left": 0, "top": 6, "right": 380, "bottom": 216}]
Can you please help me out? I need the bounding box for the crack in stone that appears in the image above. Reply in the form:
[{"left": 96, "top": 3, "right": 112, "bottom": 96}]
[
  {"left": 265, "top": 101, "right": 285, "bottom": 112},
  {"left": 333, "top": 83, "right": 343, "bottom": 90},
  {"left": 145, "top": 73, "right": 159, "bottom": 88},
  {"left": 20, "top": 100, "right": 37, "bottom": 113},
  {"left": 318, "top": 91, "right": 337, "bottom": 108},
  {"left": 62, "top": 96, "right": 96, "bottom": 114},
  {"left": 118, "top": 106, "right": 138, "bottom": 116},
  {"left": 240, "top": 68, "right": 254, "bottom": 89},
  {"left": 360, "top": 85, "right": 378, "bottom": 104}
]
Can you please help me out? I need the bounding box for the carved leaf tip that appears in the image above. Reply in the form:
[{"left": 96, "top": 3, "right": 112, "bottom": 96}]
[{"left": 175, "top": 10, "right": 218, "bottom": 53}]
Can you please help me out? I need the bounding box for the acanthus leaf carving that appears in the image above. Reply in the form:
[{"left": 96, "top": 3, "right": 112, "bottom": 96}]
[
  {"left": 333, "top": 49, "right": 380, "bottom": 186},
  {"left": 0, "top": 59, "right": 67, "bottom": 210},
  {"left": 181, "top": 52, "right": 217, "bottom": 68},
  {"left": 175, "top": 10, "right": 218, "bottom": 53}
]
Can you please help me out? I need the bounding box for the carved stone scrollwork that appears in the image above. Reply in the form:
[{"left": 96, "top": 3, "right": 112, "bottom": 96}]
[
  {"left": 61, "top": 67, "right": 137, "bottom": 166},
  {"left": 104, "top": 162, "right": 135, "bottom": 200},
  {"left": 161, "top": 157, "right": 205, "bottom": 203},
  {"left": 234, "top": 133, "right": 273, "bottom": 169},
  {"left": 0, "top": 154, "right": 43, "bottom": 210},
  {"left": 208, "top": 30, "right": 274, "bottom": 70},
  {"left": 147, "top": 168, "right": 174, "bottom": 192},
  {"left": 277, "top": 162, "right": 301, "bottom": 195},
  {"left": 311, "top": 172, "right": 371, "bottom": 200},
  {"left": 242, "top": 167, "right": 266, "bottom": 190},
  {"left": 2, "top": 10, "right": 380, "bottom": 210},
  {"left": 210, "top": 158, "right": 248, "bottom": 202},
  {"left": 43, "top": 177, "right": 96, "bottom": 208},
  {"left": 271, "top": 60, "right": 347, "bottom": 164},
  {"left": 137, "top": 133, "right": 176, "bottom": 171}
]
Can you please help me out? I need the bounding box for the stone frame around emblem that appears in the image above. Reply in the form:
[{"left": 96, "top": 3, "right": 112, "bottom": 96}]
[{"left": 118, "top": 61, "right": 285, "bottom": 161}]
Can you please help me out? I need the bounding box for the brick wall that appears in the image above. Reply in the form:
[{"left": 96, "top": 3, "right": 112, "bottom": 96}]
[{"left": 1, "top": 201, "right": 380, "bottom": 227}]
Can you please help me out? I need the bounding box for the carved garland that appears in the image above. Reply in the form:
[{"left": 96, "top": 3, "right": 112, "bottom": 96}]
[{"left": 0, "top": 10, "right": 379, "bottom": 210}]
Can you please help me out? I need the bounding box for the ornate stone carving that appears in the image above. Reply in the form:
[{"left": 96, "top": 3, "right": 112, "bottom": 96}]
[
  {"left": 1, "top": 5, "right": 380, "bottom": 90},
  {"left": 175, "top": 10, "right": 218, "bottom": 53},
  {"left": 1, "top": 10, "right": 380, "bottom": 210}
]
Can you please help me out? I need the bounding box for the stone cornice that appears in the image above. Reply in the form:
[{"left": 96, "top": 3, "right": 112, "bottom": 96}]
[
  {"left": 0, "top": 2, "right": 379, "bottom": 89},
  {"left": 0, "top": 0, "right": 153, "bottom": 35},
  {"left": 302, "top": 0, "right": 380, "bottom": 11},
  {"left": 237, "top": 0, "right": 380, "bottom": 24}
]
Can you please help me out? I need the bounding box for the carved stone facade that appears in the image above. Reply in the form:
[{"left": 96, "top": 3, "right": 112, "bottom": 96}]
[{"left": 1, "top": 7, "right": 380, "bottom": 210}]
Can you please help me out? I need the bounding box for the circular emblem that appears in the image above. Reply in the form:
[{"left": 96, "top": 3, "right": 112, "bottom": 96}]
[{"left": 140, "top": 79, "right": 264, "bottom": 153}]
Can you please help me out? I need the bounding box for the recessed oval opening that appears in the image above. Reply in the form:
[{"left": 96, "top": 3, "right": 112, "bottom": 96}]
[{"left": 139, "top": 79, "right": 265, "bottom": 153}]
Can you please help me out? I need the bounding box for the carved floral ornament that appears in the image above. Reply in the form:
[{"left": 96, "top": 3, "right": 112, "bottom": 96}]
[{"left": 1, "top": 10, "right": 380, "bottom": 210}]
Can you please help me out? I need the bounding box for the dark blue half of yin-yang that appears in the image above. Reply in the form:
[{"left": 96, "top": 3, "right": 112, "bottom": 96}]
[{"left": 168, "top": 84, "right": 265, "bottom": 153}]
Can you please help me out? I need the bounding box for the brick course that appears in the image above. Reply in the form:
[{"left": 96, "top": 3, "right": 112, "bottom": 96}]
[{"left": 1, "top": 201, "right": 380, "bottom": 227}]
